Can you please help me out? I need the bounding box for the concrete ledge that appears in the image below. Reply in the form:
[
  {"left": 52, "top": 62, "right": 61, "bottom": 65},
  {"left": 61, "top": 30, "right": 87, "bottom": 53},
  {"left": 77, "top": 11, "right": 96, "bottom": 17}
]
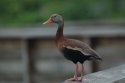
[{"left": 63, "top": 64, "right": 125, "bottom": 83}]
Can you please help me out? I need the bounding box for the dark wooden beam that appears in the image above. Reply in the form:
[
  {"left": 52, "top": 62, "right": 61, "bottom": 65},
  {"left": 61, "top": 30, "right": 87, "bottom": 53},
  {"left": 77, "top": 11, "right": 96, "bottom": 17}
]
[{"left": 90, "top": 38, "right": 100, "bottom": 72}]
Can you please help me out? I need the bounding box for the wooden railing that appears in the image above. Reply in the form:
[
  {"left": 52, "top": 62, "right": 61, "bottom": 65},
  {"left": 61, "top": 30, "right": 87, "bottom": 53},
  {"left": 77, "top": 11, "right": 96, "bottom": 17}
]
[{"left": 0, "top": 23, "right": 125, "bottom": 83}]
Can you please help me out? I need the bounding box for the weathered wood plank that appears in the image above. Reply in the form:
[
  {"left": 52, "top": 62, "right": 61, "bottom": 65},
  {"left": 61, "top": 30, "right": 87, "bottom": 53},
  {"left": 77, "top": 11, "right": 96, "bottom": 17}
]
[
  {"left": 0, "top": 25, "right": 125, "bottom": 38},
  {"left": 21, "top": 39, "right": 30, "bottom": 83}
]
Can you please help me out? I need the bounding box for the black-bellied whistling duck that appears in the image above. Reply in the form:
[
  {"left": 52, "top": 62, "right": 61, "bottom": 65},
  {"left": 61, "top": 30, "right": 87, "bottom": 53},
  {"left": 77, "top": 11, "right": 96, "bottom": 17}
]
[{"left": 43, "top": 14, "right": 102, "bottom": 82}]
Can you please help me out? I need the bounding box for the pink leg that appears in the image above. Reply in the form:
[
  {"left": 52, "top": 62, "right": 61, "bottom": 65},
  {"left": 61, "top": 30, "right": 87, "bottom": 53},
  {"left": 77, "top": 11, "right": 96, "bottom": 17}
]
[
  {"left": 80, "top": 64, "right": 84, "bottom": 81},
  {"left": 74, "top": 64, "right": 78, "bottom": 80},
  {"left": 66, "top": 64, "right": 78, "bottom": 81}
]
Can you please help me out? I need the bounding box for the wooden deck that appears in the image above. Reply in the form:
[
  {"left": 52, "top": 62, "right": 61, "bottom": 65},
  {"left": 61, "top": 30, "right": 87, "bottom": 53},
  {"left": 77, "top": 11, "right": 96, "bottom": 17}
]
[{"left": 0, "top": 23, "right": 125, "bottom": 83}]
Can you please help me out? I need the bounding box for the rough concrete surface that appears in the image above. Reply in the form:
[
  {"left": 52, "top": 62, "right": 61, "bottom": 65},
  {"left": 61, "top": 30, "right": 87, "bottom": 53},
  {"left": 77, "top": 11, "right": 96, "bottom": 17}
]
[{"left": 63, "top": 64, "right": 125, "bottom": 83}]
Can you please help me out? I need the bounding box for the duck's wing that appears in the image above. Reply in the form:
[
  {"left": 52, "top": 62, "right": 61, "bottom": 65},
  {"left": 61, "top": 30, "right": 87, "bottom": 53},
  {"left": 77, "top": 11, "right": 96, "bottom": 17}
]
[{"left": 61, "top": 38, "right": 102, "bottom": 60}]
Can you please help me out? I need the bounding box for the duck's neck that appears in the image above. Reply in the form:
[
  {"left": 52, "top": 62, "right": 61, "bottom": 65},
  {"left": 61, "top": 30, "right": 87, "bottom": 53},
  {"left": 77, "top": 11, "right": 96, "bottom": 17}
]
[{"left": 56, "top": 22, "right": 64, "bottom": 43}]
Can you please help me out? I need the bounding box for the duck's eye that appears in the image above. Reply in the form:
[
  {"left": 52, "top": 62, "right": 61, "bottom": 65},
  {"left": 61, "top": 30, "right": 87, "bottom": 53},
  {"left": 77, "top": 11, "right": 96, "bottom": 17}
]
[{"left": 53, "top": 15, "right": 57, "bottom": 18}]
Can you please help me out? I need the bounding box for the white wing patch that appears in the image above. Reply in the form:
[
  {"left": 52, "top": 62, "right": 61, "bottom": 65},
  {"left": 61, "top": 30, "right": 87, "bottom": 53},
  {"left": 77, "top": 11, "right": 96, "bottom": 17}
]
[{"left": 63, "top": 45, "right": 90, "bottom": 55}]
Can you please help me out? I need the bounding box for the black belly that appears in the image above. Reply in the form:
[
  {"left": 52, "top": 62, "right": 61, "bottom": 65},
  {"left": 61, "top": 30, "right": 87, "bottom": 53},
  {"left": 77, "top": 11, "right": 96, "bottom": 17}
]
[{"left": 61, "top": 48, "right": 91, "bottom": 64}]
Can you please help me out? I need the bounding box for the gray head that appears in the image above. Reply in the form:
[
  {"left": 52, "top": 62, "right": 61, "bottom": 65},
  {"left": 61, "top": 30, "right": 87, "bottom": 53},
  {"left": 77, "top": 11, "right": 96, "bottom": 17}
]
[{"left": 43, "top": 13, "right": 63, "bottom": 25}]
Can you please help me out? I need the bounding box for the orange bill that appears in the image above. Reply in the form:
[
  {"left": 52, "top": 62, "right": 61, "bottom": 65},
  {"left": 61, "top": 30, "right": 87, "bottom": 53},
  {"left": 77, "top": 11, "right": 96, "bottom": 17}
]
[{"left": 43, "top": 18, "right": 53, "bottom": 24}]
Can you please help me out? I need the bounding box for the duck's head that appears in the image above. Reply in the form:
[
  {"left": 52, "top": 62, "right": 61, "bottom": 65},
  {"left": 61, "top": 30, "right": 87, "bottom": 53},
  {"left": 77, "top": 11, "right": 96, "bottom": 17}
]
[{"left": 43, "top": 13, "right": 63, "bottom": 25}]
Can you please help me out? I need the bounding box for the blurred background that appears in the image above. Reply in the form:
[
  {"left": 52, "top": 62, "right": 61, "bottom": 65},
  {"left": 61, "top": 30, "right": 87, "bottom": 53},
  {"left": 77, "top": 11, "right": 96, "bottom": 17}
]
[{"left": 0, "top": 0, "right": 125, "bottom": 83}]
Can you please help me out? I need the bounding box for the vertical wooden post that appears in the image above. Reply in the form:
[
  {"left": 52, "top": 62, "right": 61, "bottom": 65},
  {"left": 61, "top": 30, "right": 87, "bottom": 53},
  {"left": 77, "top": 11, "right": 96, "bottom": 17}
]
[
  {"left": 21, "top": 39, "right": 30, "bottom": 83},
  {"left": 90, "top": 38, "right": 99, "bottom": 72},
  {"left": 28, "top": 39, "right": 36, "bottom": 83}
]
